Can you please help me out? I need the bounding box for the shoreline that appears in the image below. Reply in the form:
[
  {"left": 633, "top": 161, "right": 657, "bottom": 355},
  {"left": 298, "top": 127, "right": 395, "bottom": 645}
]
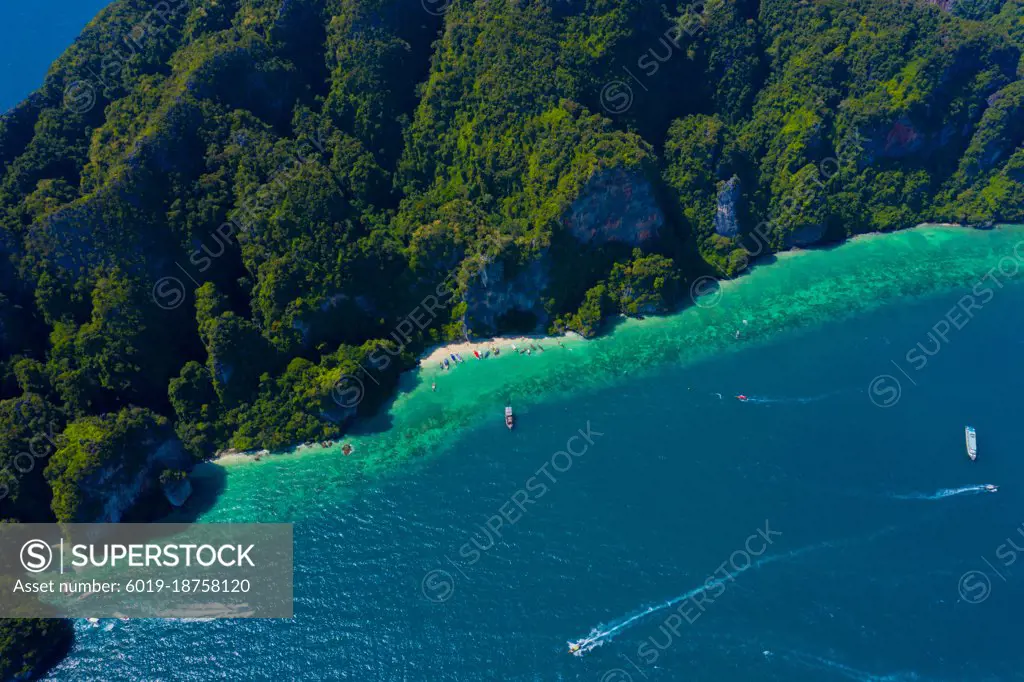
[
  {"left": 212, "top": 330, "right": 586, "bottom": 464},
  {"left": 209, "top": 222, "right": 1002, "bottom": 465},
  {"left": 418, "top": 331, "right": 584, "bottom": 368}
]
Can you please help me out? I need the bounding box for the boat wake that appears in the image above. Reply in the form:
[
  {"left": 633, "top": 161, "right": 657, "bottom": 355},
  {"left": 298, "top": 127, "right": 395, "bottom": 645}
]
[
  {"left": 735, "top": 392, "right": 837, "bottom": 405},
  {"left": 568, "top": 540, "right": 835, "bottom": 656},
  {"left": 568, "top": 525, "right": 899, "bottom": 657},
  {"left": 890, "top": 485, "right": 996, "bottom": 500},
  {"left": 778, "top": 649, "right": 925, "bottom": 681}
]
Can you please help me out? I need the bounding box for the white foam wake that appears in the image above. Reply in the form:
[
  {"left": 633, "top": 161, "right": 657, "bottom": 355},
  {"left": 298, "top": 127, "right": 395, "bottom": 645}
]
[
  {"left": 890, "top": 485, "right": 996, "bottom": 500},
  {"left": 569, "top": 526, "right": 899, "bottom": 657},
  {"left": 569, "top": 541, "right": 832, "bottom": 656}
]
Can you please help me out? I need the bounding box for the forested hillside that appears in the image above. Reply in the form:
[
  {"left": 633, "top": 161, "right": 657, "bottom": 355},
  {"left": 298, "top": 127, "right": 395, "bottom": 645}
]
[{"left": 1, "top": 0, "right": 1023, "bottom": 532}]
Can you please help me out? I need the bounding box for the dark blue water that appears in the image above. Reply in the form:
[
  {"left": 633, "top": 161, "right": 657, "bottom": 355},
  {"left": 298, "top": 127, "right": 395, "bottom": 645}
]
[
  {"left": 0, "top": 0, "right": 110, "bottom": 112},
  {"left": 50, "top": 276, "right": 1024, "bottom": 681}
]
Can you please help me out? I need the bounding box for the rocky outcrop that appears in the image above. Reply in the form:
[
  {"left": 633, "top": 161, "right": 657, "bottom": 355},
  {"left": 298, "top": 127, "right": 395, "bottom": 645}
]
[
  {"left": 161, "top": 474, "right": 193, "bottom": 507},
  {"left": 563, "top": 168, "right": 663, "bottom": 246},
  {"left": 90, "top": 439, "right": 190, "bottom": 522},
  {"left": 784, "top": 224, "right": 828, "bottom": 248},
  {"left": 462, "top": 255, "right": 550, "bottom": 337},
  {"left": 714, "top": 176, "right": 742, "bottom": 237}
]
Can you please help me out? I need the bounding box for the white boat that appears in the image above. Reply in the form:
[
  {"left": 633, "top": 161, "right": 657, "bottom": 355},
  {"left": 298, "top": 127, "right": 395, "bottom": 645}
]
[
  {"left": 505, "top": 405, "right": 514, "bottom": 430},
  {"left": 965, "top": 426, "right": 977, "bottom": 461}
]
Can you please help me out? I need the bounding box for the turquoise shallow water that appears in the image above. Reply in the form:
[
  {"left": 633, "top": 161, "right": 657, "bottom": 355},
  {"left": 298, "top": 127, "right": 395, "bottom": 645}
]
[{"left": 48, "top": 226, "right": 1024, "bottom": 680}]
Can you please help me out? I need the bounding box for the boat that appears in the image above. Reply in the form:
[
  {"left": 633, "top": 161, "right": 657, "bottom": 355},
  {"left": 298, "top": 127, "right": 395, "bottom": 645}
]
[
  {"left": 473, "top": 350, "right": 481, "bottom": 359},
  {"left": 505, "top": 405, "right": 514, "bottom": 430},
  {"left": 736, "top": 394, "right": 749, "bottom": 402},
  {"left": 985, "top": 484, "right": 998, "bottom": 492},
  {"left": 483, "top": 350, "right": 491, "bottom": 359},
  {"left": 443, "top": 358, "right": 450, "bottom": 369},
  {"left": 342, "top": 443, "right": 353, "bottom": 456},
  {"left": 439, "top": 361, "right": 445, "bottom": 370},
  {"left": 456, "top": 353, "right": 465, "bottom": 363},
  {"left": 965, "top": 426, "right": 977, "bottom": 461},
  {"left": 568, "top": 638, "right": 595, "bottom": 656},
  {"left": 450, "top": 353, "right": 458, "bottom": 363}
]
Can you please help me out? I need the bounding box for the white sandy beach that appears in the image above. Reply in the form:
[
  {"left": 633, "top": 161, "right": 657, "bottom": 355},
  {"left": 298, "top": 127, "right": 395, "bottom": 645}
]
[
  {"left": 419, "top": 331, "right": 582, "bottom": 367},
  {"left": 212, "top": 331, "right": 583, "bottom": 463}
]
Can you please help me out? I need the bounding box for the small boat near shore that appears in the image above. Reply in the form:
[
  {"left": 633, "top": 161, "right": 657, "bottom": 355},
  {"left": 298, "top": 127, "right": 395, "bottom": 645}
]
[{"left": 965, "top": 425, "right": 977, "bottom": 460}]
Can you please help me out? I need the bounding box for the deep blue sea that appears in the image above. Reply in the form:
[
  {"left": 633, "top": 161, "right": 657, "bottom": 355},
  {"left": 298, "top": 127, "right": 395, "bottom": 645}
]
[
  {"left": 0, "top": 0, "right": 110, "bottom": 112},
  {"left": 48, "top": 240, "right": 1024, "bottom": 681},
  {"left": 4, "top": 7, "right": 1024, "bottom": 679}
]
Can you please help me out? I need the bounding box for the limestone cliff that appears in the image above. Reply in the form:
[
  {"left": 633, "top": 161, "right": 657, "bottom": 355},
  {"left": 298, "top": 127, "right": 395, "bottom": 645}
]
[{"left": 562, "top": 168, "right": 663, "bottom": 246}]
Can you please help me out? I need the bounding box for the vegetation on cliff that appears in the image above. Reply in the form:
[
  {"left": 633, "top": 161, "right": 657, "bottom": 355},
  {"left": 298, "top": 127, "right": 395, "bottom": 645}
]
[
  {"left": 0, "top": 0, "right": 1022, "bottom": 528},
  {"left": 0, "top": 619, "right": 73, "bottom": 682}
]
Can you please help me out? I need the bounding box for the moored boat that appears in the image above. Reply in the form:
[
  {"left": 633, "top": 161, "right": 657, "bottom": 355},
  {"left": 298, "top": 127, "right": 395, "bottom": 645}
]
[{"left": 965, "top": 426, "right": 977, "bottom": 460}]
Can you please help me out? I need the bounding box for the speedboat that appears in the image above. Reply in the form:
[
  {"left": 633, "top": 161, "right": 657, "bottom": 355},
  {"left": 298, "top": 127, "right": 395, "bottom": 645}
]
[
  {"left": 736, "top": 394, "right": 749, "bottom": 402},
  {"left": 965, "top": 426, "right": 977, "bottom": 461},
  {"left": 483, "top": 350, "right": 491, "bottom": 359},
  {"left": 443, "top": 358, "right": 450, "bottom": 370},
  {"left": 505, "top": 405, "right": 514, "bottom": 430},
  {"left": 450, "top": 353, "right": 458, "bottom": 364},
  {"left": 473, "top": 350, "right": 481, "bottom": 359},
  {"left": 985, "top": 484, "right": 998, "bottom": 492},
  {"left": 568, "top": 638, "right": 594, "bottom": 655},
  {"left": 456, "top": 353, "right": 465, "bottom": 363}
]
